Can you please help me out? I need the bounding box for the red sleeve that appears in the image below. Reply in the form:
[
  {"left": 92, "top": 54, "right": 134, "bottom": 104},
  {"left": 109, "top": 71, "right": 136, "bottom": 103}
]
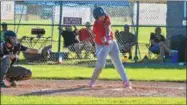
[{"left": 104, "top": 16, "right": 111, "bottom": 26}]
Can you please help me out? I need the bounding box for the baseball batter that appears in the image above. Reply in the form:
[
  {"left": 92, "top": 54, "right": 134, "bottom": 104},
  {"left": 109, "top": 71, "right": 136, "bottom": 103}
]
[{"left": 89, "top": 7, "right": 132, "bottom": 88}]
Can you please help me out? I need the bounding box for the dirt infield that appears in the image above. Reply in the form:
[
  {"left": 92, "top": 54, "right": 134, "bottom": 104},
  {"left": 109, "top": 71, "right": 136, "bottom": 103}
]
[{"left": 1, "top": 80, "right": 186, "bottom": 97}]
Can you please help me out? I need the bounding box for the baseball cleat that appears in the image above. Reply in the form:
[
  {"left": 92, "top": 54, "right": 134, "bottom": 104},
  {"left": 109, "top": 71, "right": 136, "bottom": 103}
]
[
  {"left": 123, "top": 81, "right": 133, "bottom": 89},
  {"left": 0, "top": 80, "right": 11, "bottom": 88},
  {"left": 89, "top": 80, "right": 95, "bottom": 88}
]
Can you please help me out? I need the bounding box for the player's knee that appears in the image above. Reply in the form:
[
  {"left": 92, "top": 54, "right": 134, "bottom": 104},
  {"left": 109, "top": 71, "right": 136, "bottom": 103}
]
[
  {"left": 96, "top": 64, "right": 105, "bottom": 70},
  {"left": 97, "top": 60, "right": 106, "bottom": 69}
]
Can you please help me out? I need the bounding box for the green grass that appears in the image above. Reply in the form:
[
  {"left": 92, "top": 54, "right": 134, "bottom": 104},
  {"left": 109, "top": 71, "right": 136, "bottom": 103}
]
[
  {"left": 23, "top": 65, "right": 186, "bottom": 81},
  {"left": 4, "top": 18, "right": 167, "bottom": 43},
  {"left": 1, "top": 96, "right": 186, "bottom": 104},
  {"left": 7, "top": 24, "right": 166, "bottom": 43}
]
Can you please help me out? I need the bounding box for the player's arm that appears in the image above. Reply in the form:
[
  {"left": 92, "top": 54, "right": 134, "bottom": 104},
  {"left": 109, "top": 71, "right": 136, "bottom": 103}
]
[
  {"left": 22, "top": 45, "right": 51, "bottom": 55},
  {"left": 18, "top": 44, "right": 40, "bottom": 54},
  {"left": 0, "top": 45, "right": 17, "bottom": 60},
  {"left": 104, "top": 16, "right": 112, "bottom": 44},
  {"left": 105, "top": 18, "right": 111, "bottom": 38},
  {"left": 105, "top": 25, "right": 110, "bottom": 37}
]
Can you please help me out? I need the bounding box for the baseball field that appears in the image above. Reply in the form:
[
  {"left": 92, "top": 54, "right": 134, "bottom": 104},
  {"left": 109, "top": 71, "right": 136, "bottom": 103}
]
[
  {"left": 1, "top": 65, "right": 186, "bottom": 104},
  {"left": 1, "top": 17, "right": 186, "bottom": 104}
]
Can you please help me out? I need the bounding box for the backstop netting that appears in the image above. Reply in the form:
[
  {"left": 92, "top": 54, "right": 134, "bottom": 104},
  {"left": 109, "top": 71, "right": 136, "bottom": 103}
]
[{"left": 1, "top": 1, "right": 186, "bottom": 65}]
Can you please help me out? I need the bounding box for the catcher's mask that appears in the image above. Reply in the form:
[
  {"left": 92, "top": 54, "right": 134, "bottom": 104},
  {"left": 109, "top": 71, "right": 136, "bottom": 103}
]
[{"left": 4, "top": 30, "right": 18, "bottom": 47}]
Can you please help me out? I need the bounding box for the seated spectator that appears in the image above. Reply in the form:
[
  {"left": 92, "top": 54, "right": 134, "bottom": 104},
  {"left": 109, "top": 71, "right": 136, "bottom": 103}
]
[
  {"left": 61, "top": 25, "right": 82, "bottom": 59},
  {"left": 78, "top": 22, "right": 95, "bottom": 58},
  {"left": 0, "top": 22, "right": 8, "bottom": 42},
  {"left": 115, "top": 25, "right": 136, "bottom": 60},
  {"left": 149, "top": 27, "right": 171, "bottom": 61}
]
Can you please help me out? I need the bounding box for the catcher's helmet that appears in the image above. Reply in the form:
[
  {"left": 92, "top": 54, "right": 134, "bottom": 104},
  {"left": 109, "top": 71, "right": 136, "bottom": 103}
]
[
  {"left": 4, "top": 30, "right": 18, "bottom": 46},
  {"left": 93, "top": 7, "right": 106, "bottom": 20}
]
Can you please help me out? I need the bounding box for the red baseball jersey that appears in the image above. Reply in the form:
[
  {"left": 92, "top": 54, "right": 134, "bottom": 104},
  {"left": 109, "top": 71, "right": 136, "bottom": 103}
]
[{"left": 93, "top": 16, "right": 113, "bottom": 44}]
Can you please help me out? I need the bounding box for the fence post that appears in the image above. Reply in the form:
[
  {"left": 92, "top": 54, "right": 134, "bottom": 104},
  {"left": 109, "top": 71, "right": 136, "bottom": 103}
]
[
  {"left": 14, "top": 1, "right": 16, "bottom": 31},
  {"left": 51, "top": 5, "right": 54, "bottom": 46},
  {"left": 134, "top": 1, "right": 140, "bottom": 63},
  {"left": 57, "top": 1, "right": 63, "bottom": 62},
  {"left": 184, "top": 0, "right": 186, "bottom": 19},
  {"left": 184, "top": 0, "right": 187, "bottom": 31},
  {"left": 0, "top": 1, "right": 1, "bottom": 42}
]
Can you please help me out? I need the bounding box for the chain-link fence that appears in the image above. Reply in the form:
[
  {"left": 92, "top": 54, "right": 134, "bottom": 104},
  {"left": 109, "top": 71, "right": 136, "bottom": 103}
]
[{"left": 1, "top": 1, "right": 186, "bottom": 65}]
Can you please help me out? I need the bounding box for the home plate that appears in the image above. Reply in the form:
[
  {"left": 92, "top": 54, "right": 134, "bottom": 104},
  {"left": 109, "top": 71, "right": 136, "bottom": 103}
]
[
  {"left": 31, "top": 88, "right": 51, "bottom": 92},
  {"left": 111, "top": 88, "right": 124, "bottom": 91},
  {"left": 40, "top": 88, "right": 51, "bottom": 91}
]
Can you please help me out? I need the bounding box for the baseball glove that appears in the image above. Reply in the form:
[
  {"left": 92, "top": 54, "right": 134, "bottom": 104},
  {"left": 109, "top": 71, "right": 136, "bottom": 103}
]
[
  {"left": 41, "top": 45, "right": 52, "bottom": 59},
  {"left": 6, "top": 66, "right": 32, "bottom": 81}
]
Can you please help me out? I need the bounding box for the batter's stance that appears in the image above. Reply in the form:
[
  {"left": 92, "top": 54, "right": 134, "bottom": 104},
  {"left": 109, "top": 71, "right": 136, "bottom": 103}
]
[{"left": 89, "top": 7, "right": 132, "bottom": 88}]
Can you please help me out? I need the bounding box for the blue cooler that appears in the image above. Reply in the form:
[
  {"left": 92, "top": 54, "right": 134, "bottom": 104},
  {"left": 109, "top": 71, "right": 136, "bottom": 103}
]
[
  {"left": 171, "top": 50, "right": 179, "bottom": 63},
  {"left": 164, "top": 50, "right": 179, "bottom": 63}
]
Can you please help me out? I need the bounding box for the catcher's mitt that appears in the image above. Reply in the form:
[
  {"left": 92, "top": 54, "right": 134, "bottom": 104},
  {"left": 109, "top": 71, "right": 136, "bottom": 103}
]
[
  {"left": 41, "top": 45, "right": 52, "bottom": 59},
  {"left": 6, "top": 66, "right": 32, "bottom": 81}
]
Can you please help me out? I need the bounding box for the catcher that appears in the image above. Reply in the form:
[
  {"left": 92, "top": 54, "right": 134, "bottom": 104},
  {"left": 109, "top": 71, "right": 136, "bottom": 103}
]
[{"left": 0, "top": 30, "right": 51, "bottom": 88}]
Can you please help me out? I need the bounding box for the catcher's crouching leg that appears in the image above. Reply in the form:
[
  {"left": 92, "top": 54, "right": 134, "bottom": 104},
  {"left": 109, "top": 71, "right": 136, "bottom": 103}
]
[{"left": 6, "top": 66, "right": 32, "bottom": 81}]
